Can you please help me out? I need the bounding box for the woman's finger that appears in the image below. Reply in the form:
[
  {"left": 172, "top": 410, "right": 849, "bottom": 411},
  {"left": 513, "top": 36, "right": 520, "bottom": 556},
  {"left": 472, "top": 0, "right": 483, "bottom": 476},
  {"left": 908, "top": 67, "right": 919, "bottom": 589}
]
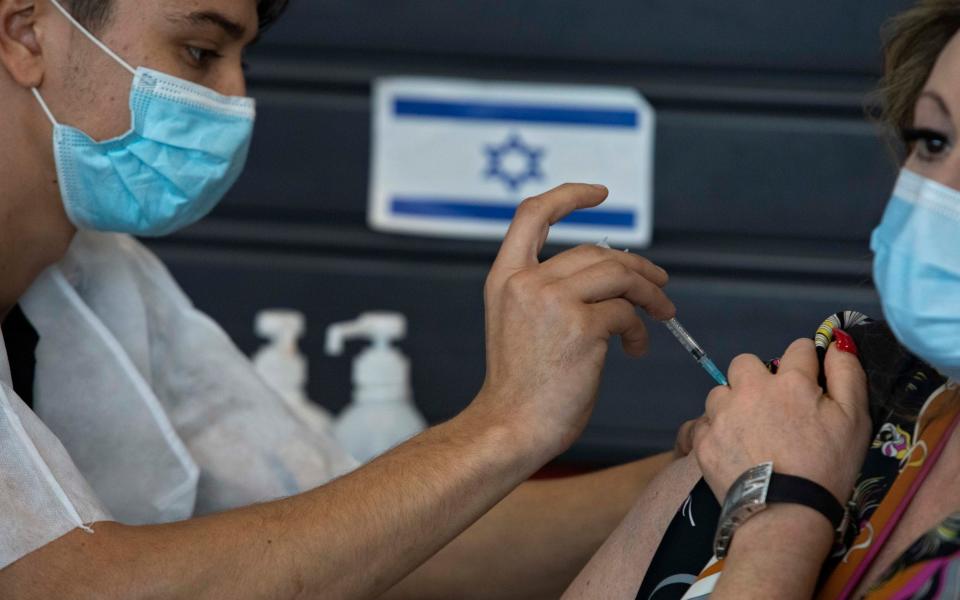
[
  {"left": 691, "top": 417, "right": 712, "bottom": 461},
  {"left": 776, "top": 338, "right": 820, "bottom": 382},
  {"left": 824, "top": 341, "right": 868, "bottom": 419},
  {"left": 494, "top": 184, "right": 608, "bottom": 272},
  {"left": 727, "top": 353, "right": 768, "bottom": 389},
  {"left": 675, "top": 416, "right": 709, "bottom": 457},
  {"left": 704, "top": 385, "right": 730, "bottom": 420}
]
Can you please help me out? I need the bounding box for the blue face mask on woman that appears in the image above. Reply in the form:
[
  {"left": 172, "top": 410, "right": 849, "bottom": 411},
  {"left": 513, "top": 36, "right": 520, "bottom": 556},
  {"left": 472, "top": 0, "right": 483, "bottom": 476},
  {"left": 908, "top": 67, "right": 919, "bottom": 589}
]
[
  {"left": 872, "top": 168, "right": 960, "bottom": 381},
  {"left": 31, "top": 0, "right": 255, "bottom": 237}
]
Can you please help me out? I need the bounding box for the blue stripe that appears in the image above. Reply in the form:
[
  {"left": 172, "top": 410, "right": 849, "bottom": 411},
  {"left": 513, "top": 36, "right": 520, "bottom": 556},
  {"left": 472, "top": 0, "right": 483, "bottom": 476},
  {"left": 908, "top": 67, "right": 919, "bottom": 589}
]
[
  {"left": 394, "top": 98, "right": 639, "bottom": 128},
  {"left": 391, "top": 198, "right": 635, "bottom": 228}
]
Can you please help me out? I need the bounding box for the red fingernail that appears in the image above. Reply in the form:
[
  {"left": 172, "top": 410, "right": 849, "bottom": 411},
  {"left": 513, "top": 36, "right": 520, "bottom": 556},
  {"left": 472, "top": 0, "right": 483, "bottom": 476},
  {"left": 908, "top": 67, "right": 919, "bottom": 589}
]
[{"left": 833, "top": 329, "right": 858, "bottom": 357}]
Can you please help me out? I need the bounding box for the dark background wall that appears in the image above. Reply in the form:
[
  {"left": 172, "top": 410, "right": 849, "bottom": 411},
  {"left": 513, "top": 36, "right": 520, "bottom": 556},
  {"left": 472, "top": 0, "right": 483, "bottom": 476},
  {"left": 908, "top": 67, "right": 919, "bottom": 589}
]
[{"left": 147, "top": 1, "right": 914, "bottom": 464}]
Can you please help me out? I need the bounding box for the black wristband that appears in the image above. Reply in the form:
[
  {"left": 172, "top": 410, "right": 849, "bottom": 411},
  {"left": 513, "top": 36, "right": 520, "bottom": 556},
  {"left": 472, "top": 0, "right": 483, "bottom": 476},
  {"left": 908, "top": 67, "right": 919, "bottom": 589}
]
[{"left": 766, "top": 473, "right": 845, "bottom": 529}]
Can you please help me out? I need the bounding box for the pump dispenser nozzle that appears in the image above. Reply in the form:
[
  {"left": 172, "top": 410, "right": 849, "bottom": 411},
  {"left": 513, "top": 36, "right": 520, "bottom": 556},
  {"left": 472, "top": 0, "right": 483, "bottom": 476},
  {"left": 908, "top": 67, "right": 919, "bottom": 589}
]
[
  {"left": 325, "top": 312, "right": 406, "bottom": 357},
  {"left": 252, "top": 309, "right": 334, "bottom": 436},
  {"left": 326, "top": 311, "right": 425, "bottom": 463}
]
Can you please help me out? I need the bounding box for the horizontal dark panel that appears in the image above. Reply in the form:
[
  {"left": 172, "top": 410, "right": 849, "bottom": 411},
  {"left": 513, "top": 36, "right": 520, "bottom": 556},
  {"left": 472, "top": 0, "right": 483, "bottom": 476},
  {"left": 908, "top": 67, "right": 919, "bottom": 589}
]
[
  {"left": 168, "top": 221, "right": 876, "bottom": 284},
  {"left": 655, "top": 111, "right": 897, "bottom": 239},
  {"left": 255, "top": 0, "right": 912, "bottom": 74},
  {"left": 244, "top": 53, "right": 877, "bottom": 115},
  {"left": 151, "top": 245, "right": 882, "bottom": 462},
  {"left": 218, "top": 90, "right": 898, "bottom": 242}
]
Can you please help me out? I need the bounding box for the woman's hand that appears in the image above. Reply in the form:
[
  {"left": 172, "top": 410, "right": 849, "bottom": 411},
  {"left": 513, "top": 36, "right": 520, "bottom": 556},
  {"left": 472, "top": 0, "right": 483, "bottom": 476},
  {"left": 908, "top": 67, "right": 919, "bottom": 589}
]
[
  {"left": 675, "top": 415, "right": 707, "bottom": 457},
  {"left": 693, "top": 337, "right": 870, "bottom": 506},
  {"left": 475, "top": 183, "right": 676, "bottom": 459}
]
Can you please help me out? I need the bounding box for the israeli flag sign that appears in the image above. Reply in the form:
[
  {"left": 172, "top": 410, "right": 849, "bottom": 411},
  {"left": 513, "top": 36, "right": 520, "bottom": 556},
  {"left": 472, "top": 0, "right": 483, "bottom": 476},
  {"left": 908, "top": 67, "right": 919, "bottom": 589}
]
[{"left": 369, "top": 77, "right": 656, "bottom": 247}]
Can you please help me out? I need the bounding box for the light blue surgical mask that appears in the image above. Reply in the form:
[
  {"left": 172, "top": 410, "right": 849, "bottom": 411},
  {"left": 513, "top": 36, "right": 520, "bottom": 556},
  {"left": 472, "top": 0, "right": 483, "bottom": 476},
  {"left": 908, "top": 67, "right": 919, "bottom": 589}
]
[
  {"left": 872, "top": 168, "right": 960, "bottom": 382},
  {"left": 32, "top": 0, "right": 255, "bottom": 237}
]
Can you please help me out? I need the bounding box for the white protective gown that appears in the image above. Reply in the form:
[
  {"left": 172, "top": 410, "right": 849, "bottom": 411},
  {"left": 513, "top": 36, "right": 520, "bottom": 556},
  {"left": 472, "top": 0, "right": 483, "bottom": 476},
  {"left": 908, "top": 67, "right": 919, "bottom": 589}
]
[{"left": 0, "top": 232, "right": 357, "bottom": 570}]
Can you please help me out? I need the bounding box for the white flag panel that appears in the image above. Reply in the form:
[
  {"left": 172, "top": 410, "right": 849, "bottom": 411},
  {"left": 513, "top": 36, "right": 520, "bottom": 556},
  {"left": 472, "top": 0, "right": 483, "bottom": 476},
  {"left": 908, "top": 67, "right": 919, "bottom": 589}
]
[{"left": 370, "top": 77, "right": 656, "bottom": 247}]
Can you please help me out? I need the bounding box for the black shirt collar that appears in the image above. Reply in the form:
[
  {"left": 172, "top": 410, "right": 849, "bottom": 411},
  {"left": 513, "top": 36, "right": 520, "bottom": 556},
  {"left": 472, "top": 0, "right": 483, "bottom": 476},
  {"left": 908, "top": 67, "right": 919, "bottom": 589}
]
[{"left": 1, "top": 305, "right": 39, "bottom": 410}]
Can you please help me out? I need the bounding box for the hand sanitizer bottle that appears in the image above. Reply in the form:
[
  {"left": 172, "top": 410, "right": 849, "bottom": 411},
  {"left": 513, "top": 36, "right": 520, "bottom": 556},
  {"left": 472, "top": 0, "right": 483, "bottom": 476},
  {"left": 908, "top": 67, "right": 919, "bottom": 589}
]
[
  {"left": 326, "top": 312, "right": 427, "bottom": 463},
  {"left": 253, "top": 309, "right": 335, "bottom": 436}
]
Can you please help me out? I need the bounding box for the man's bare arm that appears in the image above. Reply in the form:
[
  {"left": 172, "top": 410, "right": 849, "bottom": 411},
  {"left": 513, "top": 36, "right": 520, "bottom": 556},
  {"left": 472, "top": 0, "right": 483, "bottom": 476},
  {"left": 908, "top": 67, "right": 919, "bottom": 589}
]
[
  {"left": 382, "top": 452, "right": 676, "bottom": 600},
  {"left": 1, "top": 408, "right": 544, "bottom": 599},
  {"left": 2, "top": 436, "right": 676, "bottom": 600},
  {"left": 1, "top": 184, "right": 678, "bottom": 600}
]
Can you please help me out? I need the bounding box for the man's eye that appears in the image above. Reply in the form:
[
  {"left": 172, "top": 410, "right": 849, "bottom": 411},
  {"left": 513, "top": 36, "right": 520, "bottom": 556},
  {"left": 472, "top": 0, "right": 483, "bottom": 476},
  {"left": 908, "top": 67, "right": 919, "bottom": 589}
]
[{"left": 186, "top": 46, "right": 221, "bottom": 66}]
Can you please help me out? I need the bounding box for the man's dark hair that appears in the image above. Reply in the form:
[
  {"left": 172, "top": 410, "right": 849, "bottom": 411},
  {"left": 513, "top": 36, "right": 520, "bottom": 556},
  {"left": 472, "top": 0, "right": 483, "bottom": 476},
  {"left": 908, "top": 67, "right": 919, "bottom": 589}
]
[
  {"left": 65, "top": 0, "right": 110, "bottom": 30},
  {"left": 66, "top": 0, "right": 290, "bottom": 33}
]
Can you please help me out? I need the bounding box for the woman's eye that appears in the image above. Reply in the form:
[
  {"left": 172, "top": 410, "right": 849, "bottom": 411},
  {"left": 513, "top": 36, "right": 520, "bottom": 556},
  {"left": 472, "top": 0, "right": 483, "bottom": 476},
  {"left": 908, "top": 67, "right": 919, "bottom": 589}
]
[
  {"left": 903, "top": 128, "right": 951, "bottom": 161},
  {"left": 922, "top": 136, "right": 948, "bottom": 156}
]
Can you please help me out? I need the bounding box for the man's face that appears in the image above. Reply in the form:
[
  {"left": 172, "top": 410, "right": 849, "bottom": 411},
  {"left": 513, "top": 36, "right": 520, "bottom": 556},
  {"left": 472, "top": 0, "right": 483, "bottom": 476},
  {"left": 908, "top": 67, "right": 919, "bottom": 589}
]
[{"left": 39, "top": 0, "right": 259, "bottom": 141}]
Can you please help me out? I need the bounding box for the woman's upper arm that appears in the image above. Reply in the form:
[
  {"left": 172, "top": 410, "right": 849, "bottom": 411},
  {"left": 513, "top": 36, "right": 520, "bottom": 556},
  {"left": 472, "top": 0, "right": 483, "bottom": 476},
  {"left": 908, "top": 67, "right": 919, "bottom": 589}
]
[{"left": 561, "top": 455, "right": 703, "bottom": 600}]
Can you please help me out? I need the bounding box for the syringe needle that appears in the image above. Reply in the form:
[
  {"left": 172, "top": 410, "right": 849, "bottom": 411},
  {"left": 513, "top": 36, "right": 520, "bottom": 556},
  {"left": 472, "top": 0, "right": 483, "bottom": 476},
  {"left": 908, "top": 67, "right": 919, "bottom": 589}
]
[
  {"left": 663, "top": 318, "right": 729, "bottom": 386},
  {"left": 595, "top": 240, "right": 727, "bottom": 386}
]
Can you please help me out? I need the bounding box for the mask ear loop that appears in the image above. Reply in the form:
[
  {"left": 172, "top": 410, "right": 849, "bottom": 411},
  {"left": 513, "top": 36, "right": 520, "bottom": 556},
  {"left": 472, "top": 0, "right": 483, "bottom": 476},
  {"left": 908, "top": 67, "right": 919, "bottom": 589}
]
[
  {"left": 32, "top": 88, "right": 58, "bottom": 127},
  {"left": 32, "top": 0, "right": 139, "bottom": 126},
  {"left": 46, "top": 0, "right": 137, "bottom": 76}
]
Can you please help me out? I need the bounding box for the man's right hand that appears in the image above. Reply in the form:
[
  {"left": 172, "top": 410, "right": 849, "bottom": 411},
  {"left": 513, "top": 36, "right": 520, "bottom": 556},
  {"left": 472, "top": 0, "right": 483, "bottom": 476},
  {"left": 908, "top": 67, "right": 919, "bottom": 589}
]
[{"left": 474, "top": 183, "right": 676, "bottom": 460}]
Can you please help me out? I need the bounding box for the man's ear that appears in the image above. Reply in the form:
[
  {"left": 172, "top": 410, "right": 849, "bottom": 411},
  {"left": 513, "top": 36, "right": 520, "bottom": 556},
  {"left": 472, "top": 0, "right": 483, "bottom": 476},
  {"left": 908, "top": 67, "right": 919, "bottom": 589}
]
[{"left": 0, "top": 0, "right": 45, "bottom": 88}]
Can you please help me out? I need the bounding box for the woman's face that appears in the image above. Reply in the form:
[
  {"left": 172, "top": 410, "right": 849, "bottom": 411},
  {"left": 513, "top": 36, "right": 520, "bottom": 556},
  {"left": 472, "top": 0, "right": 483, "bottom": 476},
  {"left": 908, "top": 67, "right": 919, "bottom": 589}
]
[
  {"left": 870, "top": 29, "right": 960, "bottom": 384},
  {"left": 904, "top": 31, "right": 960, "bottom": 189}
]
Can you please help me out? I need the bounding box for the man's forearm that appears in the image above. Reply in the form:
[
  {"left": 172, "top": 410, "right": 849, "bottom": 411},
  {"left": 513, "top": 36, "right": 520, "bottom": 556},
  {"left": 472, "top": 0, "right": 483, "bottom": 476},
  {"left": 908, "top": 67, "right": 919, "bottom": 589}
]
[
  {"left": 381, "top": 452, "right": 676, "bottom": 600},
  {"left": 1, "top": 405, "right": 548, "bottom": 600}
]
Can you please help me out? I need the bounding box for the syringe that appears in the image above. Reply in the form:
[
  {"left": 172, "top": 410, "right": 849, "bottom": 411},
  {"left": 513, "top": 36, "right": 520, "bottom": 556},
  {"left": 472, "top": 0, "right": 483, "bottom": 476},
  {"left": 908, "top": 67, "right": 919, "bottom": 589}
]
[
  {"left": 662, "top": 318, "right": 729, "bottom": 386},
  {"left": 595, "top": 239, "right": 728, "bottom": 386}
]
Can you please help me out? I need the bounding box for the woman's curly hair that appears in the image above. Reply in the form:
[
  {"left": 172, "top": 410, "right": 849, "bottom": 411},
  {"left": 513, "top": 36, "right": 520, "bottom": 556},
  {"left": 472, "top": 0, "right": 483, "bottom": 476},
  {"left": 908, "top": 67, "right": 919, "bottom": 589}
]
[{"left": 876, "top": 0, "right": 960, "bottom": 149}]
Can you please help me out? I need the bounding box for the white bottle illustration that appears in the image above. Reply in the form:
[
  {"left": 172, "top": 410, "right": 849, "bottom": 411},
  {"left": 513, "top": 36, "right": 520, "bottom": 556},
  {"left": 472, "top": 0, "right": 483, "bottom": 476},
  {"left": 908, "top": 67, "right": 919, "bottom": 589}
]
[
  {"left": 253, "top": 309, "right": 335, "bottom": 436},
  {"left": 327, "top": 312, "right": 427, "bottom": 463}
]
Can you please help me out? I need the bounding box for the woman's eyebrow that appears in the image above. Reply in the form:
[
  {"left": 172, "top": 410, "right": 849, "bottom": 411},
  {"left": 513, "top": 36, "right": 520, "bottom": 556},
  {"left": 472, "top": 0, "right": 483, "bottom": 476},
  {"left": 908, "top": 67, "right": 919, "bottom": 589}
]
[
  {"left": 919, "top": 90, "right": 952, "bottom": 119},
  {"left": 167, "top": 10, "right": 248, "bottom": 40}
]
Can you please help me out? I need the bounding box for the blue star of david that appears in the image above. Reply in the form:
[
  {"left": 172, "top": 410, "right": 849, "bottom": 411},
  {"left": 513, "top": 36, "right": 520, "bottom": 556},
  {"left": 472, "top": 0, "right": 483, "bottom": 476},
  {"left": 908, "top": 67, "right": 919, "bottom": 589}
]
[{"left": 484, "top": 133, "right": 545, "bottom": 192}]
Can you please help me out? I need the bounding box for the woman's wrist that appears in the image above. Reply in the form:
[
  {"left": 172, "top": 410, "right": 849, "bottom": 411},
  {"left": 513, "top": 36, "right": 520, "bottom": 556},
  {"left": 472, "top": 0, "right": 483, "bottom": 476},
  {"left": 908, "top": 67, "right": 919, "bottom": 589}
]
[
  {"left": 712, "top": 504, "right": 835, "bottom": 599},
  {"left": 727, "top": 503, "right": 835, "bottom": 563}
]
